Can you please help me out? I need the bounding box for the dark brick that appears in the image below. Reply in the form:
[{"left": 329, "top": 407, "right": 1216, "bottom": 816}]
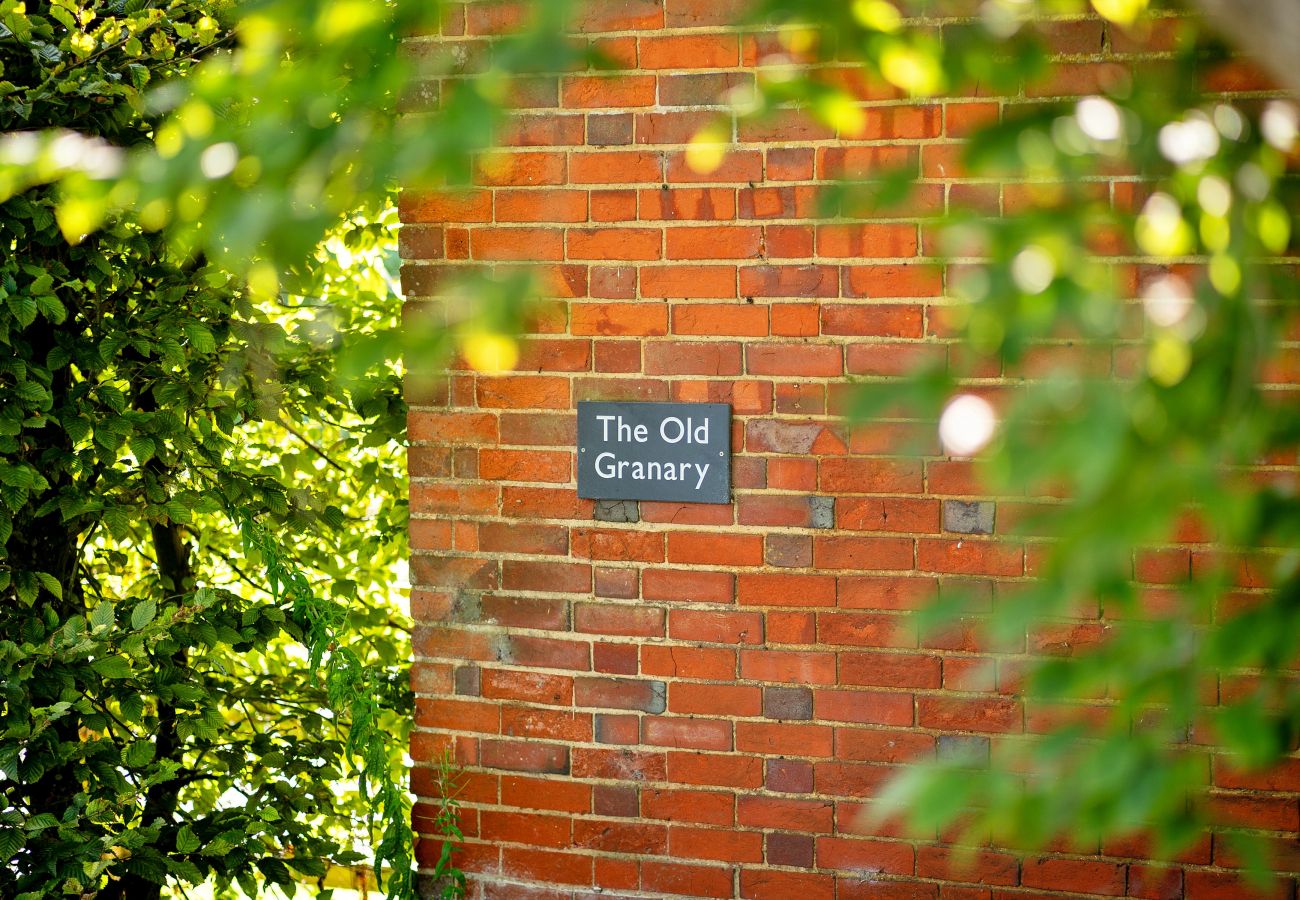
[
  {"left": 588, "top": 113, "right": 634, "bottom": 146},
  {"left": 767, "top": 831, "right": 815, "bottom": 867},
  {"left": 810, "top": 496, "right": 835, "bottom": 529},
  {"left": 764, "top": 686, "right": 813, "bottom": 720},
  {"left": 766, "top": 534, "right": 812, "bottom": 568},
  {"left": 937, "top": 733, "right": 990, "bottom": 766},
  {"left": 453, "top": 665, "right": 481, "bottom": 697},
  {"left": 595, "top": 498, "right": 640, "bottom": 523},
  {"left": 766, "top": 758, "right": 814, "bottom": 793},
  {"left": 595, "top": 713, "right": 641, "bottom": 745},
  {"left": 594, "top": 783, "right": 640, "bottom": 817},
  {"left": 578, "top": 676, "right": 668, "bottom": 713},
  {"left": 942, "top": 500, "right": 995, "bottom": 535}
]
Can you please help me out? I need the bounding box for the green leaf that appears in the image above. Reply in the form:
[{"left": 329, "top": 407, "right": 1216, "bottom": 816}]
[
  {"left": 130, "top": 598, "right": 157, "bottom": 630},
  {"left": 23, "top": 814, "right": 58, "bottom": 832},
  {"left": 89, "top": 602, "right": 114, "bottom": 633},
  {"left": 35, "top": 294, "right": 65, "bottom": 323},
  {"left": 182, "top": 321, "right": 216, "bottom": 354},
  {"left": 174, "top": 825, "right": 200, "bottom": 855},
  {"left": 123, "top": 741, "right": 156, "bottom": 768},
  {"left": 90, "top": 656, "right": 132, "bottom": 679},
  {"left": 14, "top": 573, "right": 37, "bottom": 607},
  {"left": 0, "top": 827, "right": 24, "bottom": 863},
  {"left": 34, "top": 572, "right": 61, "bottom": 600}
]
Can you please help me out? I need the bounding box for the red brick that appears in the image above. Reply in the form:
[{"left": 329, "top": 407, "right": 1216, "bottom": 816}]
[
  {"left": 500, "top": 847, "right": 592, "bottom": 886},
  {"left": 481, "top": 670, "right": 573, "bottom": 706},
  {"left": 593, "top": 642, "right": 639, "bottom": 675},
  {"left": 740, "top": 869, "right": 834, "bottom": 898},
  {"left": 667, "top": 531, "right": 764, "bottom": 566},
  {"left": 666, "top": 149, "right": 764, "bottom": 184},
  {"left": 815, "top": 689, "right": 913, "bottom": 726},
  {"left": 740, "top": 649, "right": 836, "bottom": 685},
  {"left": 639, "top": 34, "right": 739, "bottom": 68},
  {"left": 572, "top": 819, "right": 667, "bottom": 855},
  {"left": 669, "top": 609, "right": 763, "bottom": 644},
  {"left": 840, "top": 651, "right": 942, "bottom": 689},
  {"left": 641, "top": 568, "right": 734, "bottom": 604},
  {"left": 571, "top": 528, "right": 664, "bottom": 562},
  {"left": 641, "top": 187, "right": 737, "bottom": 221},
  {"left": 671, "top": 682, "right": 763, "bottom": 716},
  {"left": 593, "top": 713, "right": 639, "bottom": 745},
  {"left": 641, "top": 859, "right": 734, "bottom": 898},
  {"left": 670, "top": 825, "right": 763, "bottom": 863},
  {"left": 635, "top": 110, "right": 718, "bottom": 144},
  {"left": 500, "top": 774, "right": 590, "bottom": 814},
  {"left": 573, "top": 0, "right": 663, "bottom": 31},
  {"left": 562, "top": 74, "right": 657, "bottom": 108},
  {"left": 500, "top": 112, "right": 586, "bottom": 147},
  {"left": 667, "top": 751, "right": 764, "bottom": 789},
  {"left": 400, "top": 189, "right": 492, "bottom": 223},
  {"left": 918, "top": 539, "right": 1024, "bottom": 577},
  {"left": 673, "top": 303, "right": 769, "bottom": 336},
  {"left": 571, "top": 301, "right": 669, "bottom": 335},
  {"left": 570, "top": 150, "right": 662, "bottom": 183},
  {"left": 821, "top": 458, "right": 923, "bottom": 494},
  {"left": 478, "top": 449, "right": 571, "bottom": 483},
  {"left": 767, "top": 146, "right": 815, "bottom": 180},
  {"left": 643, "top": 716, "right": 733, "bottom": 750},
  {"left": 817, "top": 224, "right": 918, "bottom": 258},
  {"left": 643, "top": 645, "right": 736, "bottom": 680},
  {"left": 736, "top": 722, "right": 834, "bottom": 757},
  {"left": 506, "top": 635, "right": 592, "bottom": 671},
  {"left": 479, "top": 739, "right": 569, "bottom": 775},
  {"left": 1021, "top": 857, "right": 1124, "bottom": 896},
  {"left": 575, "top": 602, "right": 664, "bottom": 637},
  {"left": 568, "top": 226, "right": 662, "bottom": 260},
  {"left": 495, "top": 189, "right": 588, "bottom": 223},
  {"left": 502, "top": 559, "right": 591, "bottom": 594},
  {"left": 642, "top": 265, "right": 738, "bottom": 298},
  {"left": 645, "top": 340, "right": 743, "bottom": 375},
  {"left": 813, "top": 536, "right": 915, "bottom": 572},
  {"left": 475, "top": 151, "right": 567, "bottom": 186},
  {"left": 642, "top": 788, "right": 736, "bottom": 826},
  {"left": 816, "top": 836, "right": 915, "bottom": 875},
  {"left": 747, "top": 343, "right": 843, "bottom": 376},
  {"left": 740, "top": 264, "right": 838, "bottom": 298},
  {"left": 917, "top": 696, "right": 1022, "bottom": 733},
  {"left": 916, "top": 846, "right": 1019, "bottom": 886},
  {"left": 822, "top": 303, "right": 925, "bottom": 338},
  {"left": 737, "top": 573, "right": 836, "bottom": 607},
  {"left": 666, "top": 226, "right": 763, "bottom": 260},
  {"left": 590, "top": 190, "right": 637, "bottom": 222},
  {"left": 739, "top": 795, "right": 834, "bottom": 832}
]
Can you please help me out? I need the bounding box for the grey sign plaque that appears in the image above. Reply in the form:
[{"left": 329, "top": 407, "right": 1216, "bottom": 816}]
[{"left": 577, "top": 402, "right": 731, "bottom": 504}]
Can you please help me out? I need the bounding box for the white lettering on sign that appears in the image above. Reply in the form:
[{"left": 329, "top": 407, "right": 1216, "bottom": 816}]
[
  {"left": 597, "top": 413, "right": 709, "bottom": 445},
  {"left": 593, "top": 452, "right": 711, "bottom": 489},
  {"left": 659, "top": 416, "right": 710, "bottom": 444}
]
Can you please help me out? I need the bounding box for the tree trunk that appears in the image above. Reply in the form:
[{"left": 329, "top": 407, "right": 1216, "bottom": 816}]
[{"left": 97, "top": 519, "right": 193, "bottom": 900}]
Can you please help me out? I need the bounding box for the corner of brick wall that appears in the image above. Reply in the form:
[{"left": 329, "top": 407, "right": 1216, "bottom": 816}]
[{"left": 400, "top": 2, "right": 1297, "bottom": 897}]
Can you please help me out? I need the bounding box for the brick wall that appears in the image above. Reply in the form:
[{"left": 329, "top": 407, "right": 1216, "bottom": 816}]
[{"left": 400, "top": 2, "right": 1297, "bottom": 897}]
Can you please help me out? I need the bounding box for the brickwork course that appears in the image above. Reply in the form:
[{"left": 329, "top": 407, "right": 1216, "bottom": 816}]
[{"left": 400, "top": 2, "right": 1299, "bottom": 897}]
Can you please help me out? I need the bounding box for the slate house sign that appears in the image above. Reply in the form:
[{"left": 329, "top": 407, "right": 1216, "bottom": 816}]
[{"left": 577, "top": 401, "right": 731, "bottom": 504}]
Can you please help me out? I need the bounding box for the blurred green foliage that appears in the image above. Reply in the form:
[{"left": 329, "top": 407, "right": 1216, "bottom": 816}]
[
  {"left": 4, "top": 0, "right": 1300, "bottom": 893},
  {"left": 745, "top": 0, "right": 1300, "bottom": 877}
]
